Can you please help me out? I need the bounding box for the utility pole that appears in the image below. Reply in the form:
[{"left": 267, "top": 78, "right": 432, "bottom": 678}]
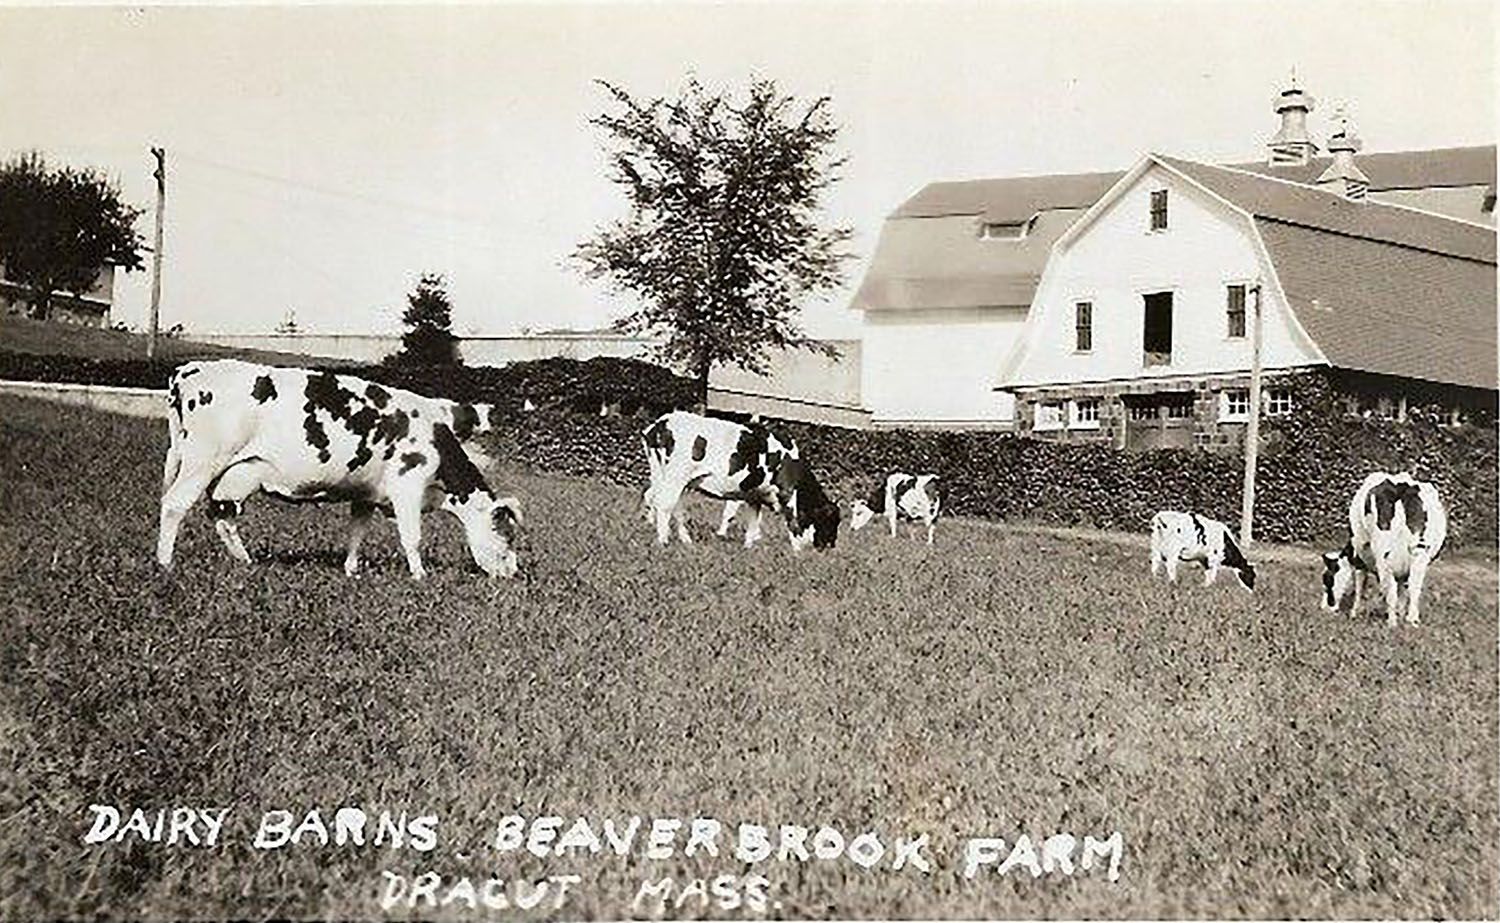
[
  {"left": 1240, "top": 281, "right": 1264, "bottom": 546},
  {"left": 147, "top": 146, "right": 166, "bottom": 359}
]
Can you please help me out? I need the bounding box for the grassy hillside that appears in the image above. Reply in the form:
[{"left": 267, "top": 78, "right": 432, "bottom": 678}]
[
  {"left": 0, "top": 314, "right": 350, "bottom": 366},
  {"left": 1, "top": 394, "right": 1496, "bottom": 919}
]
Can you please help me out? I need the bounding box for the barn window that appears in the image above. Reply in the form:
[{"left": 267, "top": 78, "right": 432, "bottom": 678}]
[
  {"left": 1226, "top": 284, "right": 1247, "bottom": 338},
  {"left": 1035, "top": 401, "right": 1065, "bottom": 430},
  {"left": 1219, "top": 388, "right": 1251, "bottom": 421},
  {"left": 1149, "top": 189, "right": 1169, "bottom": 231},
  {"left": 1075, "top": 302, "right": 1093, "bottom": 352},
  {"left": 1265, "top": 388, "right": 1294, "bottom": 415},
  {"left": 1070, "top": 398, "right": 1101, "bottom": 429},
  {"left": 1128, "top": 403, "right": 1159, "bottom": 421},
  {"left": 980, "top": 220, "right": 1029, "bottom": 240}
]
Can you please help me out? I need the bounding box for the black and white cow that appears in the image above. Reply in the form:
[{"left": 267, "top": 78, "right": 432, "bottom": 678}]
[
  {"left": 1322, "top": 472, "right": 1447, "bottom": 626},
  {"left": 640, "top": 411, "right": 839, "bottom": 551},
  {"left": 850, "top": 473, "right": 943, "bottom": 544},
  {"left": 157, "top": 359, "right": 522, "bottom": 579},
  {"left": 1149, "top": 511, "right": 1256, "bottom": 591}
]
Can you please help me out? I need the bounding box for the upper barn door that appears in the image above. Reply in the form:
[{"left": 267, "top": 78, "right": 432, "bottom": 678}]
[{"left": 1143, "top": 292, "right": 1173, "bottom": 367}]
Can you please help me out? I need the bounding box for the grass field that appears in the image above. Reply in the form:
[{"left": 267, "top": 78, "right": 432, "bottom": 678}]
[
  {"left": 1, "top": 393, "right": 1496, "bottom": 920},
  {"left": 0, "top": 314, "right": 350, "bottom": 365}
]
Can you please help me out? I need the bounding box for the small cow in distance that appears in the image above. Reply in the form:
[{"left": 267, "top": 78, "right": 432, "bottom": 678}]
[
  {"left": 157, "top": 359, "right": 521, "bottom": 579},
  {"left": 1150, "top": 511, "right": 1255, "bottom": 591},
  {"left": 1323, "top": 472, "right": 1447, "bottom": 626},
  {"left": 641, "top": 411, "right": 840, "bottom": 551},
  {"left": 850, "top": 473, "right": 944, "bottom": 544}
]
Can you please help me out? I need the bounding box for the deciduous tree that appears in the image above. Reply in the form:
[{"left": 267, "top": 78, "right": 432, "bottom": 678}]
[{"left": 573, "top": 78, "right": 854, "bottom": 401}]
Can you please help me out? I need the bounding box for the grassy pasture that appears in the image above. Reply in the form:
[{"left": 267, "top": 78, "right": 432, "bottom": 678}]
[{"left": 0, "top": 393, "right": 1496, "bottom": 920}]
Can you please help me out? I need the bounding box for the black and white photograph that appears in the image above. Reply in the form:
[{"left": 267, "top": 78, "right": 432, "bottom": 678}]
[{"left": 0, "top": 1, "right": 1496, "bottom": 919}]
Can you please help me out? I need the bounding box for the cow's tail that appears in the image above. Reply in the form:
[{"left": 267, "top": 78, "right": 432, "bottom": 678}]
[{"left": 162, "top": 369, "right": 186, "bottom": 495}]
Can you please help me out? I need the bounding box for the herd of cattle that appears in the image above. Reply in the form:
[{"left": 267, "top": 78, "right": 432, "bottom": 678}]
[{"left": 155, "top": 360, "right": 1450, "bottom": 626}]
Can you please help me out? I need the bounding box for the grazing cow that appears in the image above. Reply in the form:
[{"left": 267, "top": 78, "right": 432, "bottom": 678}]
[
  {"left": 157, "top": 359, "right": 521, "bottom": 579},
  {"left": 1149, "top": 511, "right": 1256, "bottom": 591},
  {"left": 1322, "top": 472, "right": 1447, "bottom": 625},
  {"left": 850, "top": 473, "right": 944, "bottom": 544},
  {"left": 641, "top": 411, "right": 839, "bottom": 551}
]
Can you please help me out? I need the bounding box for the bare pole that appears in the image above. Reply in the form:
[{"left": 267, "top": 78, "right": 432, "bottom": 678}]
[
  {"left": 1240, "top": 281, "right": 1264, "bottom": 546},
  {"left": 147, "top": 146, "right": 166, "bottom": 359}
]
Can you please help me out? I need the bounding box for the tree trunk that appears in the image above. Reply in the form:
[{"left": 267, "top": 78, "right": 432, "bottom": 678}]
[{"left": 695, "top": 359, "right": 711, "bottom": 412}]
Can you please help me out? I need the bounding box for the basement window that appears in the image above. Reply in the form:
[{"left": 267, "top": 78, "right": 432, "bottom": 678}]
[
  {"left": 1069, "top": 398, "right": 1101, "bottom": 430},
  {"left": 1219, "top": 388, "right": 1251, "bottom": 422},
  {"left": 1265, "top": 388, "right": 1294, "bottom": 416},
  {"left": 1034, "top": 401, "right": 1065, "bottom": 431}
]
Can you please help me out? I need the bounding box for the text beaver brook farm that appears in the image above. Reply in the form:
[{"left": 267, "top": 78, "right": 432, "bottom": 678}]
[{"left": 81, "top": 805, "right": 1124, "bottom": 914}]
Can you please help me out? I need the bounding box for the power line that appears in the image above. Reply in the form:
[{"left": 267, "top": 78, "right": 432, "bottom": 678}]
[{"left": 172, "top": 149, "right": 509, "bottom": 232}]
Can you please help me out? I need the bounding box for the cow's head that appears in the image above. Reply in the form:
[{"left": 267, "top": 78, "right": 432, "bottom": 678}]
[
  {"left": 463, "top": 493, "right": 522, "bottom": 579},
  {"left": 1321, "top": 542, "right": 1359, "bottom": 611},
  {"left": 777, "top": 458, "right": 840, "bottom": 552},
  {"left": 849, "top": 499, "right": 876, "bottom": 531}
]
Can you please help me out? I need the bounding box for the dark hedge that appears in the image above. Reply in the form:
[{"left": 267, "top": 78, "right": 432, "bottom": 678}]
[{"left": 4, "top": 349, "right": 1493, "bottom": 547}]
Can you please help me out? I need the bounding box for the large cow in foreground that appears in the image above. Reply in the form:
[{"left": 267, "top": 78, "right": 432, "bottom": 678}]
[
  {"left": 157, "top": 360, "right": 521, "bottom": 579},
  {"left": 1149, "top": 511, "right": 1255, "bottom": 591},
  {"left": 850, "top": 472, "right": 943, "bottom": 544},
  {"left": 641, "top": 411, "right": 839, "bottom": 551},
  {"left": 1322, "top": 472, "right": 1447, "bottom": 625}
]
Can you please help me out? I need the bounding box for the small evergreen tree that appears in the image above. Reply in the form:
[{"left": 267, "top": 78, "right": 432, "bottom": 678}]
[{"left": 387, "top": 272, "right": 460, "bottom": 366}]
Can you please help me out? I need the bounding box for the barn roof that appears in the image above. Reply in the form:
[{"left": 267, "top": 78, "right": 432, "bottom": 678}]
[{"left": 854, "top": 145, "right": 1496, "bottom": 315}]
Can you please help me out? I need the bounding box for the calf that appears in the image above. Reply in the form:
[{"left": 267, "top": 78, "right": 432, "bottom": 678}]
[
  {"left": 1149, "top": 511, "right": 1255, "bottom": 591},
  {"left": 641, "top": 411, "right": 839, "bottom": 551},
  {"left": 157, "top": 359, "right": 521, "bottom": 579},
  {"left": 850, "top": 473, "right": 943, "bottom": 544},
  {"left": 1322, "top": 472, "right": 1446, "bottom": 625}
]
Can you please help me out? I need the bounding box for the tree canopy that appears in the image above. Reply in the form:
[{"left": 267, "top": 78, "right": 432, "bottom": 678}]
[
  {"left": 0, "top": 152, "right": 145, "bottom": 319},
  {"left": 573, "top": 78, "right": 855, "bottom": 398},
  {"left": 387, "top": 272, "right": 461, "bottom": 366}
]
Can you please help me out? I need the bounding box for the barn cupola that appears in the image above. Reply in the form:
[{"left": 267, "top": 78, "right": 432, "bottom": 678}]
[
  {"left": 1316, "top": 107, "right": 1370, "bottom": 200},
  {"left": 1267, "top": 70, "right": 1319, "bottom": 167}
]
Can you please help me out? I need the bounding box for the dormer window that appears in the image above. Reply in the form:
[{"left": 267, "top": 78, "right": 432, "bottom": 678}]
[
  {"left": 980, "top": 218, "right": 1031, "bottom": 240},
  {"left": 1149, "top": 190, "right": 1169, "bottom": 231}
]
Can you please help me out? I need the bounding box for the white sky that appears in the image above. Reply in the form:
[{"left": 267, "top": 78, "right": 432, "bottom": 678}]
[{"left": 0, "top": 1, "right": 1493, "bottom": 338}]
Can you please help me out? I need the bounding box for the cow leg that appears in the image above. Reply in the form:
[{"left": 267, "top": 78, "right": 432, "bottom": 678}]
[
  {"left": 1203, "top": 557, "right": 1219, "bottom": 587},
  {"left": 205, "top": 459, "right": 269, "bottom": 564},
  {"left": 716, "top": 500, "right": 741, "bottom": 539},
  {"left": 648, "top": 478, "right": 687, "bottom": 546},
  {"left": 1379, "top": 563, "right": 1401, "bottom": 627},
  {"left": 391, "top": 496, "right": 426, "bottom": 580},
  {"left": 345, "top": 501, "right": 377, "bottom": 576},
  {"left": 1149, "top": 541, "right": 1163, "bottom": 577},
  {"left": 1351, "top": 570, "right": 1365, "bottom": 616},
  {"left": 1406, "top": 553, "right": 1431, "bottom": 626},
  {"left": 1165, "top": 550, "right": 1181, "bottom": 583},
  {"left": 887, "top": 508, "right": 898, "bottom": 538},
  {"left": 926, "top": 518, "right": 935, "bottom": 545},
  {"left": 672, "top": 499, "right": 692, "bottom": 545},
  {"left": 744, "top": 504, "right": 766, "bottom": 548},
  {"left": 156, "top": 459, "right": 217, "bottom": 568}
]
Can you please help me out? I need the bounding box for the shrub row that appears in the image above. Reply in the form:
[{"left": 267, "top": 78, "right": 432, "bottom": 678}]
[
  {"left": 0, "top": 350, "right": 698, "bottom": 418},
  {"left": 5, "top": 348, "right": 1493, "bottom": 547}
]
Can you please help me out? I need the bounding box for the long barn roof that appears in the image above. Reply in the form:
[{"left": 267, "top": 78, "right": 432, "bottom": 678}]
[{"left": 854, "top": 145, "right": 1495, "bottom": 316}]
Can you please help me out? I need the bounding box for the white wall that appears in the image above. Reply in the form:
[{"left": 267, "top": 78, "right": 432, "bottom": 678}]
[
  {"left": 862, "top": 306, "right": 1021, "bottom": 427},
  {"left": 1008, "top": 163, "right": 1321, "bottom": 388}
]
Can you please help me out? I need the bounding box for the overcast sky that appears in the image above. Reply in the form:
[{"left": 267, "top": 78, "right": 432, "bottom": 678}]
[{"left": 0, "top": 1, "right": 1493, "bottom": 338}]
